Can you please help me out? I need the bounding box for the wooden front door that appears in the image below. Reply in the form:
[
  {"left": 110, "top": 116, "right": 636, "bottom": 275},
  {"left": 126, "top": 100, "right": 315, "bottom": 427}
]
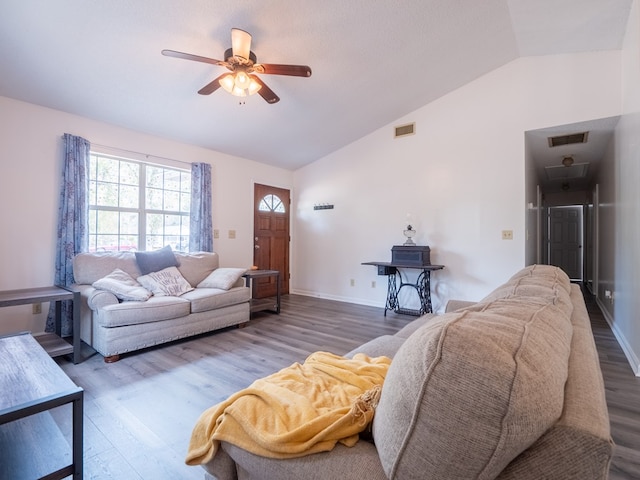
[{"left": 253, "top": 184, "right": 290, "bottom": 298}]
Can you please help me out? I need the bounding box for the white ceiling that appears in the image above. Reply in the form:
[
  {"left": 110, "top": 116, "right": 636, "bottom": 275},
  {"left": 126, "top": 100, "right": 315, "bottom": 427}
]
[{"left": 0, "top": 0, "right": 632, "bottom": 171}]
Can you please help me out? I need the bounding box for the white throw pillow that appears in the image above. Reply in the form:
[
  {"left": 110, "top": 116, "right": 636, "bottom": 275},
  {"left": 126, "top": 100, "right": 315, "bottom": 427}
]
[
  {"left": 197, "top": 267, "right": 247, "bottom": 290},
  {"left": 137, "top": 266, "right": 194, "bottom": 297},
  {"left": 92, "top": 268, "right": 152, "bottom": 301}
]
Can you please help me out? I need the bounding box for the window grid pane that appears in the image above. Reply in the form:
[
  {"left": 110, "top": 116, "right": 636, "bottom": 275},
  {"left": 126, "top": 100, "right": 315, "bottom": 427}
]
[
  {"left": 258, "top": 194, "right": 285, "bottom": 213},
  {"left": 89, "top": 153, "right": 191, "bottom": 252}
]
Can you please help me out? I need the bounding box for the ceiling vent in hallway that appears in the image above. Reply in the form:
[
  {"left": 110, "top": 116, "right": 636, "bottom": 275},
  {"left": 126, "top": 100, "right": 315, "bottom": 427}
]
[
  {"left": 394, "top": 122, "right": 415, "bottom": 138},
  {"left": 547, "top": 131, "right": 589, "bottom": 147},
  {"left": 545, "top": 162, "right": 590, "bottom": 180}
]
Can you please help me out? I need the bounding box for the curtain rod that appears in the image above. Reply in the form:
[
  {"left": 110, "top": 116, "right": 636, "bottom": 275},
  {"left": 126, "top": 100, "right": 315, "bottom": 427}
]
[{"left": 90, "top": 143, "right": 193, "bottom": 168}]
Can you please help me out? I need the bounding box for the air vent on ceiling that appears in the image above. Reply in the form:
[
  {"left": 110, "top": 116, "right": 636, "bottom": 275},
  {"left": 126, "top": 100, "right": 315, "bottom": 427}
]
[
  {"left": 394, "top": 122, "right": 415, "bottom": 138},
  {"left": 545, "top": 162, "right": 590, "bottom": 180},
  {"left": 547, "top": 131, "right": 589, "bottom": 147}
]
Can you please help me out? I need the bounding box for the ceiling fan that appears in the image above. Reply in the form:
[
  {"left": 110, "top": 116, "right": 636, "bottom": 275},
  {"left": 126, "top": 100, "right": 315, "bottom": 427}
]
[{"left": 162, "top": 28, "right": 312, "bottom": 104}]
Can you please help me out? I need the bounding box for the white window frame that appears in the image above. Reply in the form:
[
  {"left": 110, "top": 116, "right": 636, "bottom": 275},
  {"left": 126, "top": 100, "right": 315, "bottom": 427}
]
[{"left": 88, "top": 150, "right": 191, "bottom": 252}]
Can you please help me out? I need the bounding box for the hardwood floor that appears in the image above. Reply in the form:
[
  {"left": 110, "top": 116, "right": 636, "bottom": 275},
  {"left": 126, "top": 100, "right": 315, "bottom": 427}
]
[
  {"left": 585, "top": 291, "right": 640, "bottom": 480},
  {"left": 53, "top": 292, "right": 640, "bottom": 479}
]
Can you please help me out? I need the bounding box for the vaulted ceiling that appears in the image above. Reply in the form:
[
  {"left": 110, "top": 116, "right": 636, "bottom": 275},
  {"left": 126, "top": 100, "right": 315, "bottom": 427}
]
[{"left": 0, "top": 1, "right": 632, "bottom": 170}]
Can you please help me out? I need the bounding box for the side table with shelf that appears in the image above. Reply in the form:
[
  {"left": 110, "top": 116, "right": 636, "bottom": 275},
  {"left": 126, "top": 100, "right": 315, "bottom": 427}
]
[
  {"left": 0, "top": 286, "right": 81, "bottom": 364},
  {"left": 242, "top": 270, "right": 281, "bottom": 314}
]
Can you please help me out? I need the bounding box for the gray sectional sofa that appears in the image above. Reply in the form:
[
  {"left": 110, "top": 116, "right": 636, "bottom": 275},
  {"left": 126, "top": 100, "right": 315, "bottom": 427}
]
[
  {"left": 201, "top": 265, "right": 613, "bottom": 480},
  {"left": 73, "top": 250, "right": 250, "bottom": 362}
]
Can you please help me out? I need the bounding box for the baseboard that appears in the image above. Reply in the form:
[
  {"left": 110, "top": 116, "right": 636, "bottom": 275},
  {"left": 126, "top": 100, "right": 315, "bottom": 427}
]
[
  {"left": 290, "top": 289, "right": 384, "bottom": 309},
  {"left": 596, "top": 297, "right": 640, "bottom": 376}
]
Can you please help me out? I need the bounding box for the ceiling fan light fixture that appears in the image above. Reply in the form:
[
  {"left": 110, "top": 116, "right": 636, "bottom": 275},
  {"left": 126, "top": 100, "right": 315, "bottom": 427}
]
[
  {"left": 219, "top": 74, "right": 235, "bottom": 93},
  {"left": 219, "top": 73, "right": 261, "bottom": 97},
  {"left": 246, "top": 77, "right": 262, "bottom": 95},
  {"left": 234, "top": 70, "right": 251, "bottom": 90},
  {"left": 163, "top": 28, "right": 310, "bottom": 104}
]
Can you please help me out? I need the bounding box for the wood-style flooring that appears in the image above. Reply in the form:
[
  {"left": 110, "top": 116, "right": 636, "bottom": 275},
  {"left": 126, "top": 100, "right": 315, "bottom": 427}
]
[
  {"left": 586, "top": 291, "right": 640, "bottom": 480},
  {"left": 50, "top": 291, "right": 640, "bottom": 479}
]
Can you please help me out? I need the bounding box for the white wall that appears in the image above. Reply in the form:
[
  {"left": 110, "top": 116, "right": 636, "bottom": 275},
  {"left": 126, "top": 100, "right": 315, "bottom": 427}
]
[
  {"left": 292, "top": 51, "right": 621, "bottom": 313},
  {"left": 609, "top": 0, "right": 640, "bottom": 373},
  {"left": 0, "top": 96, "right": 293, "bottom": 335}
]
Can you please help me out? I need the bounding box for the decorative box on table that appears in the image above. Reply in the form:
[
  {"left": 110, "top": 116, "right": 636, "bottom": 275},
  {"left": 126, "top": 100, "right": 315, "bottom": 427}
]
[{"left": 391, "top": 245, "right": 431, "bottom": 266}]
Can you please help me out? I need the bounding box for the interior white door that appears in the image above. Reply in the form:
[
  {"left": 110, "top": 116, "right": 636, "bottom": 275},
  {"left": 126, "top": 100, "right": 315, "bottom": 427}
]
[{"left": 548, "top": 206, "right": 583, "bottom": 280}]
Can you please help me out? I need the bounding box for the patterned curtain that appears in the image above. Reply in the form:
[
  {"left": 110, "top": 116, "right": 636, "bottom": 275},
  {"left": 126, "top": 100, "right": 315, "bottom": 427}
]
[
  {"left": 189, "top": 162, "right": 213, "bottom": 252},
  {"left": 45, "top": 133, "right": 90, "bottom": 336}
]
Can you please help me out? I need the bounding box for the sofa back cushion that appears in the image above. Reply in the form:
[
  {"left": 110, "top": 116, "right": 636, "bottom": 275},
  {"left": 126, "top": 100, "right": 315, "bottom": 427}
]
[
  {"left": 478, "top": 264, "right": 573, "bottom": 315},
  {"left": 74, "top": 252, "right": 141, "bottom": 285},
  {"left": 174, "top": 252, "right": 219, "bottom": 286},
  {"left": 74, "top": 251, "right": 220, "bottom": 287},
  {"left": 372, "top": 266, "right": 574, "bottom": 479}
]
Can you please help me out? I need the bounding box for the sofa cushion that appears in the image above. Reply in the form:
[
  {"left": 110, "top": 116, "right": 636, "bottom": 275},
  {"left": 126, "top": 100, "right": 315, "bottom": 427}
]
[
  {"left": 394, "top": 314, "right": 437, "bottom": 339},
  {"left": 345, "top": 335, "right": 406, "bottom": 359},
  {"left": 197, "top": 268, "right": 247, "bottom": 290},
  {"left": 96, "top": 295, "right": 191, "bottom": 327},
  {"left": 137, "top": 266, "right": 194, "bottom": 296},
  {"left": 482, "top": 264, "right": 572, "bottom": 302},
  {"left": 219, "top": 440, "right": 388, "bottom": 480},
  {"left": 135, "top": 245, "right": 178, "bottom": 275},
  {"left": 175, "top": 251, "right": 220, "bottom": 287},
  {"left": 73, "top": 251, "right": 141, "bottom": 285},
  {"left": 372, "top": 295, "right": 573, "bottom": 479},
  {"left": 92, "top": 268, "right": 152, "bottom": 302},
  {"left": 508, "top": 264, "right": 571, "bottom": 291},
  {"left": 183, "top": 286, "right": 251, "bottom": 313}
]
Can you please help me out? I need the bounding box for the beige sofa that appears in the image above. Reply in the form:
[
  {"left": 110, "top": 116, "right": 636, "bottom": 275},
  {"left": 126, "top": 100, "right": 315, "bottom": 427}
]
[
  {"left": 73, "top": 251, "right": 250, "bottom": 362},
  {"left": 201, "top": 265, "right": 613, "bottom": 479}
]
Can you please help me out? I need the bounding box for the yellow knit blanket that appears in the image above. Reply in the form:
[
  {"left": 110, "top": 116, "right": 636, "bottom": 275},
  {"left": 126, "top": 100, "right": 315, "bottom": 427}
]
[{"left": 185, "top": 351, "right": 390, "bottom": 465}]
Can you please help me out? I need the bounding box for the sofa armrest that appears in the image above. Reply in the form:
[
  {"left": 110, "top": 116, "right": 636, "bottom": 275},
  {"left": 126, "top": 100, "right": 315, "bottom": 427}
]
[
  {"left": 83, "top": 286, "right": 119, "bottom": 310},
  {"left": 445, "top": 299, "right": 476, "bottom": 312}
]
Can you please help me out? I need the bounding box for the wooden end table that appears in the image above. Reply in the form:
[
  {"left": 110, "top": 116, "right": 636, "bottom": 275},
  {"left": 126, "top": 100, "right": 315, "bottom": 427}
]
[
  {"left": 242, "top": 270, "right": 281, "bottom": 314},
  {"left": 0, "top": 286, "right": 81, "bottom": 364}
]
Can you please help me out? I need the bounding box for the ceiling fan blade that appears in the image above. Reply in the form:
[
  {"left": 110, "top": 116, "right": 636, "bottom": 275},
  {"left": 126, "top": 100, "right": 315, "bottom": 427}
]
[
  {"left": 198, "top": 74, "right": 227, "bottom": 95},
  {"left": 162, "top": 49, "right": 225, "bottom": 66},
  {"left": 257, "top": 63, "right": 312, "bottom": 77},
  {"left": 251, "top": 75, "right": 280, "bottom": 104},
  {"left": 231, "top": 28, "right": 252, "bottom": 61}
]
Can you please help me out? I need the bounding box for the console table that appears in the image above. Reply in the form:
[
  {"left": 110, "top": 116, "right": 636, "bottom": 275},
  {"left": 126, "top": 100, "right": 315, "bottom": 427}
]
[
  {"left": 0, "top": 286, "right": 81, "bottom": 364},
  {"left": 242, "top": 270, "right": 281, "bottom": 314},
  {"left": 0, "top": 332, "right": 83, "bottom": 479},
  {"left": 362, "top": 262, "right": 445, "bottom": 316}
]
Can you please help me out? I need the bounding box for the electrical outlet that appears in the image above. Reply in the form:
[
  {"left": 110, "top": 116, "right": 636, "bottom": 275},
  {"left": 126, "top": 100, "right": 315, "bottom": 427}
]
[
  {"left": 350, "top": 279, "right": 355, "bottom": 287},
  {"left": 502, "top": 230, "right": 513, "bottom": 240},
  {"left": 32, "top": 303, "right": 41, "bottom": 314},
  {"left": 213, "top": 229, "right": 220, "bottom": 239},
  {"left": 605, "top": 290, "right": 614, "bottom": 304},
  {"left": 228, "top": 229, "right": 236, "bottom": 239},
  {"left": 371, "top": 281, "right": 376, "bottom": 288}
]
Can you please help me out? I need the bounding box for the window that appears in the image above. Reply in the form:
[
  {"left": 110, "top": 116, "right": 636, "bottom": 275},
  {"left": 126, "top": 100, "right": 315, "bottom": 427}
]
[
  {"left": 258, "top": 194, "right": 286, "bottom": 213},
  {"left": 88, "top": 153, "right": 191, "bottom": 252}
]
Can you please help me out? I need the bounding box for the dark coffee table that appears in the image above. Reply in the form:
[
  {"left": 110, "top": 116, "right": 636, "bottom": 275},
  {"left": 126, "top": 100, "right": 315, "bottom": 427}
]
[{"left": 0, "top": 332, "right": 83, "bottom": 479}]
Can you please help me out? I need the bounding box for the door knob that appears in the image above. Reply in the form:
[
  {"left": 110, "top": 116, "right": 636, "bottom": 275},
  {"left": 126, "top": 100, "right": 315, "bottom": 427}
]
[{"left": 255, "top": 245, "right": 260, "bottom": 250}]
